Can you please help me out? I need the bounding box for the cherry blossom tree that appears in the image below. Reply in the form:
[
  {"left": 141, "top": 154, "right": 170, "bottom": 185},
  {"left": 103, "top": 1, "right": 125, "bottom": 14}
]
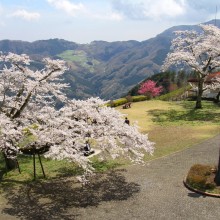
[
  {"left": 0, "top": 52, "right": 68, "bottom": 169},
  {"left": 162, "top": 24, "right": 220, "bottom": 109},
  {"left": 0, "top": 53, "right": 154, "bottom": 178},
  {"left": 138, "top": 80, "right": 163, "bottom": 98},
  {"left": 25, "top": 98, "right": 154, "bottom": 178}
]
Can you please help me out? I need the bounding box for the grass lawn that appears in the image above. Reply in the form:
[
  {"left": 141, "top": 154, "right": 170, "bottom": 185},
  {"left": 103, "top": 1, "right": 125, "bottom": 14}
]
[
  {"left": 0, "top": 154, "right": 120, "bottom": 186},
  {"left": 1, "top": 99, "right": 220, "bottom": 183},
  {"left": 118, "top": 100, "right": 220, "bottom": 161}
]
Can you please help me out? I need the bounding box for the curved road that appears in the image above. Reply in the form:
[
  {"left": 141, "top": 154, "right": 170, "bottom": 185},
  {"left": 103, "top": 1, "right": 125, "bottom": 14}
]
[{"left": 74, "top": 135, "right": 220, "bottom": 220}]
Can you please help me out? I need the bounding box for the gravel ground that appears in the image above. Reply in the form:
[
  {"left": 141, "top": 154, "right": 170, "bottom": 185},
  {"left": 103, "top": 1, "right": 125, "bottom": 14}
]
[{"left": 1, "top": 135, "right": 220, "bottom": 220}]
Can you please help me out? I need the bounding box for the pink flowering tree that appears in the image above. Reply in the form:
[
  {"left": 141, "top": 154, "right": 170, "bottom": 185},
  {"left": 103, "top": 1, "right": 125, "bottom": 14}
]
[
  {"left": 0, "top": 52, "right": 154, "bottom": 181},
  {"left": 138, "top": 80, "right": 163, "bottom": 98}
]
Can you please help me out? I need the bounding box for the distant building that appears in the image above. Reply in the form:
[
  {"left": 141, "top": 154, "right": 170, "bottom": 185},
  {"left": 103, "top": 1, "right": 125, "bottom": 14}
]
[{"left": 188, "top": 72, "right": 220, "bottom": 99}]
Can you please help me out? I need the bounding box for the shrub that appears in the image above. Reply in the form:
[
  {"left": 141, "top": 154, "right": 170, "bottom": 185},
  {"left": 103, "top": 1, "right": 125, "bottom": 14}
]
[
  {"left": 107, "top": 95, "right": 148, "bottom": 107},
  {"left": 107, "top": 98, "right": 128, "bottom": 107},
  {"left": 132, "top": 95, "right": 148, "bottom": 102},
  {"left": 186, "top": 164, "right": 216, "bottom": 190}
]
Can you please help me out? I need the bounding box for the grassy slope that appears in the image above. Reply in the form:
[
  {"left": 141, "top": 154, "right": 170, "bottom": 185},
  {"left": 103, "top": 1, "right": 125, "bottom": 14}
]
[
  {"left": 118, "top": 100, "right": 220, "bottom": 161},
  {"left": 57, "top": 50, "right": 99, "bottom": 72}
]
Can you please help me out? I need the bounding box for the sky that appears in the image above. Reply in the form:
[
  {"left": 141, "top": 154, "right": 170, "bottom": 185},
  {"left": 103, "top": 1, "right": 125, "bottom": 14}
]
[{"left": 0, "top": 0, "right": 219, "bottom": 44}]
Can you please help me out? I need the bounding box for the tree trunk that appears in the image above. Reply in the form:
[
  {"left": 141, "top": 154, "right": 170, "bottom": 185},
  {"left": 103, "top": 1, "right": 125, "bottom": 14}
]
[
  {"left": 195, "top": 96, "right": 202, "bottom": 109},
  {"left": 215, "top": 91, "right": 220, "bottom": 103},
  {"left": 3, "top": 153, "right": 18, "bottom": 170},
  {"left": 195, "top": 78, "right": 204, "bottom": 109},
  {"left": 215, "top": 147, "right": 220, "bottom": 185}
]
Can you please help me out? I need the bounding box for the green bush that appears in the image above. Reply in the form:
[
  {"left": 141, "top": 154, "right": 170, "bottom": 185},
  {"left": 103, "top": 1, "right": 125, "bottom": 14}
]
[
  {"left": 186, "top": 164, "right": 216, "bottom": 190},
  {"left": 107, "top": 98, "right": 128, "bottom": 107},
  {"left": 107, "top": 95, "right": 148, "bottom": 107},
  {"left": 132, "top": 95, "right": 148, "bottom": 102}
]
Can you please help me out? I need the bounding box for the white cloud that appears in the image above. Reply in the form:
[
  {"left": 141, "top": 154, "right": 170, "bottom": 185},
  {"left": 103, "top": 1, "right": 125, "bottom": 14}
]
[
  {"left": 181, "top": 0, "right": 219, "bottom": 23},
  {"left": 146, "top": 0, "right": 186, "bottom": 18},
  {"left": 108, "top": 12, "right": 123, "bottom": 21},
  {"left": 47, "top": 0, "right": 122, "bottom": 21},
  {"left": 185, "top": 0, "right": 219, "bottom": 12},
  {"left": 47, "top": 0, "right": 86, "bottom": 16},
  {"left": 111, "top": 0, "right": 186, "bottom": 20},
  {"left": 10, "top": 9, "right": 40, "bottom": 21},
  {"left": 111, "top": 0, "right": 147, "bottom": 20}
]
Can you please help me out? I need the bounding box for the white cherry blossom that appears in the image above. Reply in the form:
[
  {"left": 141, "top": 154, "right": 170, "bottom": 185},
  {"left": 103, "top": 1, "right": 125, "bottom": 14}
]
[
  {"left": 162, "top": 24, "right": 220, "bottom": 108},
  {"left": 0, "top": 53, "right": 154, "bottom": 177}
]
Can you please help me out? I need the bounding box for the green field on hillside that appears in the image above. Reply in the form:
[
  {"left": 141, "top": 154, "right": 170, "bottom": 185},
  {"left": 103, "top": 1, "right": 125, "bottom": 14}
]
[{"left": 57, "top": 50, "right": 99, "bottom": 72}]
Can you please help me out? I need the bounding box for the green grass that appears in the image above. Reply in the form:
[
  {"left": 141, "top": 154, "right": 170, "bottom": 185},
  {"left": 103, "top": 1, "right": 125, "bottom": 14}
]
[
  {"left": 149, "top": 101, "right": 220, "bottom": 125},
  {"left": 0, "top": 154, "right": 124, "bottom": 187},
  {"left": 57, "top": 50, "right": 87, "bottom": 62},
  {"left": 91, "top": 159, "right": 123, "bottom": 172},
  {"left": 0, "top": 155, "right": 84, "bottom": 185},
  {"left": 118, "top": 100, "right": 220, "bottom": 161},
  {"left": 157, "top": 85, "right": 191, "bottom": 101},
  {"left": 57, "top": 50, "right": 99, "bottom": 72}
]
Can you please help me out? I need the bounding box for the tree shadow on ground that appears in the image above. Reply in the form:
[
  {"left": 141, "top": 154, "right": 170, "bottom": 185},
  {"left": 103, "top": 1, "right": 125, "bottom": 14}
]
[
  {"left": 148, "top": 108, "right": 220, "bottom": 123},
  {"left": 0, "top": 156, "right": 7, "bottom": 182},
  {"left": 187, "top": 192, "right": 206, "bottom": 198},
  {"left": 0, "top": 169, "right": 5, "bottom": 181},
  {"left": 1, "top": 169, "right": 140, "bottom": 220}
]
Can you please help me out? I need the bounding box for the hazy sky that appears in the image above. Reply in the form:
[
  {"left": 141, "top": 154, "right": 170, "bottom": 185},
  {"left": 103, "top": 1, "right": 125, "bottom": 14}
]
[{"left": 0, "top": 0, "right": 219, "bottom": 43}]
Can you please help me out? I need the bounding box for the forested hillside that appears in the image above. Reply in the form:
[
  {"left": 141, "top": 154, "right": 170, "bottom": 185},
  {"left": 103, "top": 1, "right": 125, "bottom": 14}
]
[
  {"left": 0, "top": 20, "right": 219, "bottom": 100},
  {"left": 128, "top": 71, "right": 194, "bottom": 96}
]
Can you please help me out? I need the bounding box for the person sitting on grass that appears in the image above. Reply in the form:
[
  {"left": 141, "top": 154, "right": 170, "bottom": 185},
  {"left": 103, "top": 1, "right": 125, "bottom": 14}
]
[
  {"left": 84, "top": 140, "right": 95, "bottom": 156},
  {"left": 84, "top": 140, "right": 91, "bottom": 152},
  {"left": 125, "top": 117, "right": 130, "bottom": 125}
]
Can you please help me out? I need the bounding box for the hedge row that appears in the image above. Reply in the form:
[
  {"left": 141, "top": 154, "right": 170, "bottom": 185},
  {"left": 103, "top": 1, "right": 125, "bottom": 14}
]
[
  {"left": 108, "top": 85, "right": 191, "bottom": 107},
  {"left": 108, "top": 95, "right": 148, "bottom": 107}
]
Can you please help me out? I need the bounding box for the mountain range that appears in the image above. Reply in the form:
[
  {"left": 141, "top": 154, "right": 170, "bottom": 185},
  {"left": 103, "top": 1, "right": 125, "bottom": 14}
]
[{"left": 0, "top": 19, "right": 219, "bottom": 100}]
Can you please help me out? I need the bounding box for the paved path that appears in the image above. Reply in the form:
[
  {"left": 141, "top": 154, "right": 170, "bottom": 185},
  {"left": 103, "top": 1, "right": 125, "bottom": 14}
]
[
  {"left": 1, "top": 135, "right": 220, "bottom": 220},
  {"left": 73, "top": 135, "right": 220, "bottom": 220}
]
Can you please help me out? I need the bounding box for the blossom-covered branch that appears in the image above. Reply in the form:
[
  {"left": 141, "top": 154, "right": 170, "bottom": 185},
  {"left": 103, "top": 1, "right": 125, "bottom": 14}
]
[
  {"left": 162, "top": 24, "right": 220, "bottom": 108},
  {"left": 0, "top": 53, "right": 68, "bottom": 119},
  {"left": 0, "top": 53, "right": 154, "bottom": 178}
]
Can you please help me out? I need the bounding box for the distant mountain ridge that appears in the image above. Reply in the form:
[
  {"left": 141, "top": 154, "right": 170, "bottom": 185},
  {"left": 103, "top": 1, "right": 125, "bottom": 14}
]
[{"left": 1, "top": 19, "right": 220, "bottom": 100}]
